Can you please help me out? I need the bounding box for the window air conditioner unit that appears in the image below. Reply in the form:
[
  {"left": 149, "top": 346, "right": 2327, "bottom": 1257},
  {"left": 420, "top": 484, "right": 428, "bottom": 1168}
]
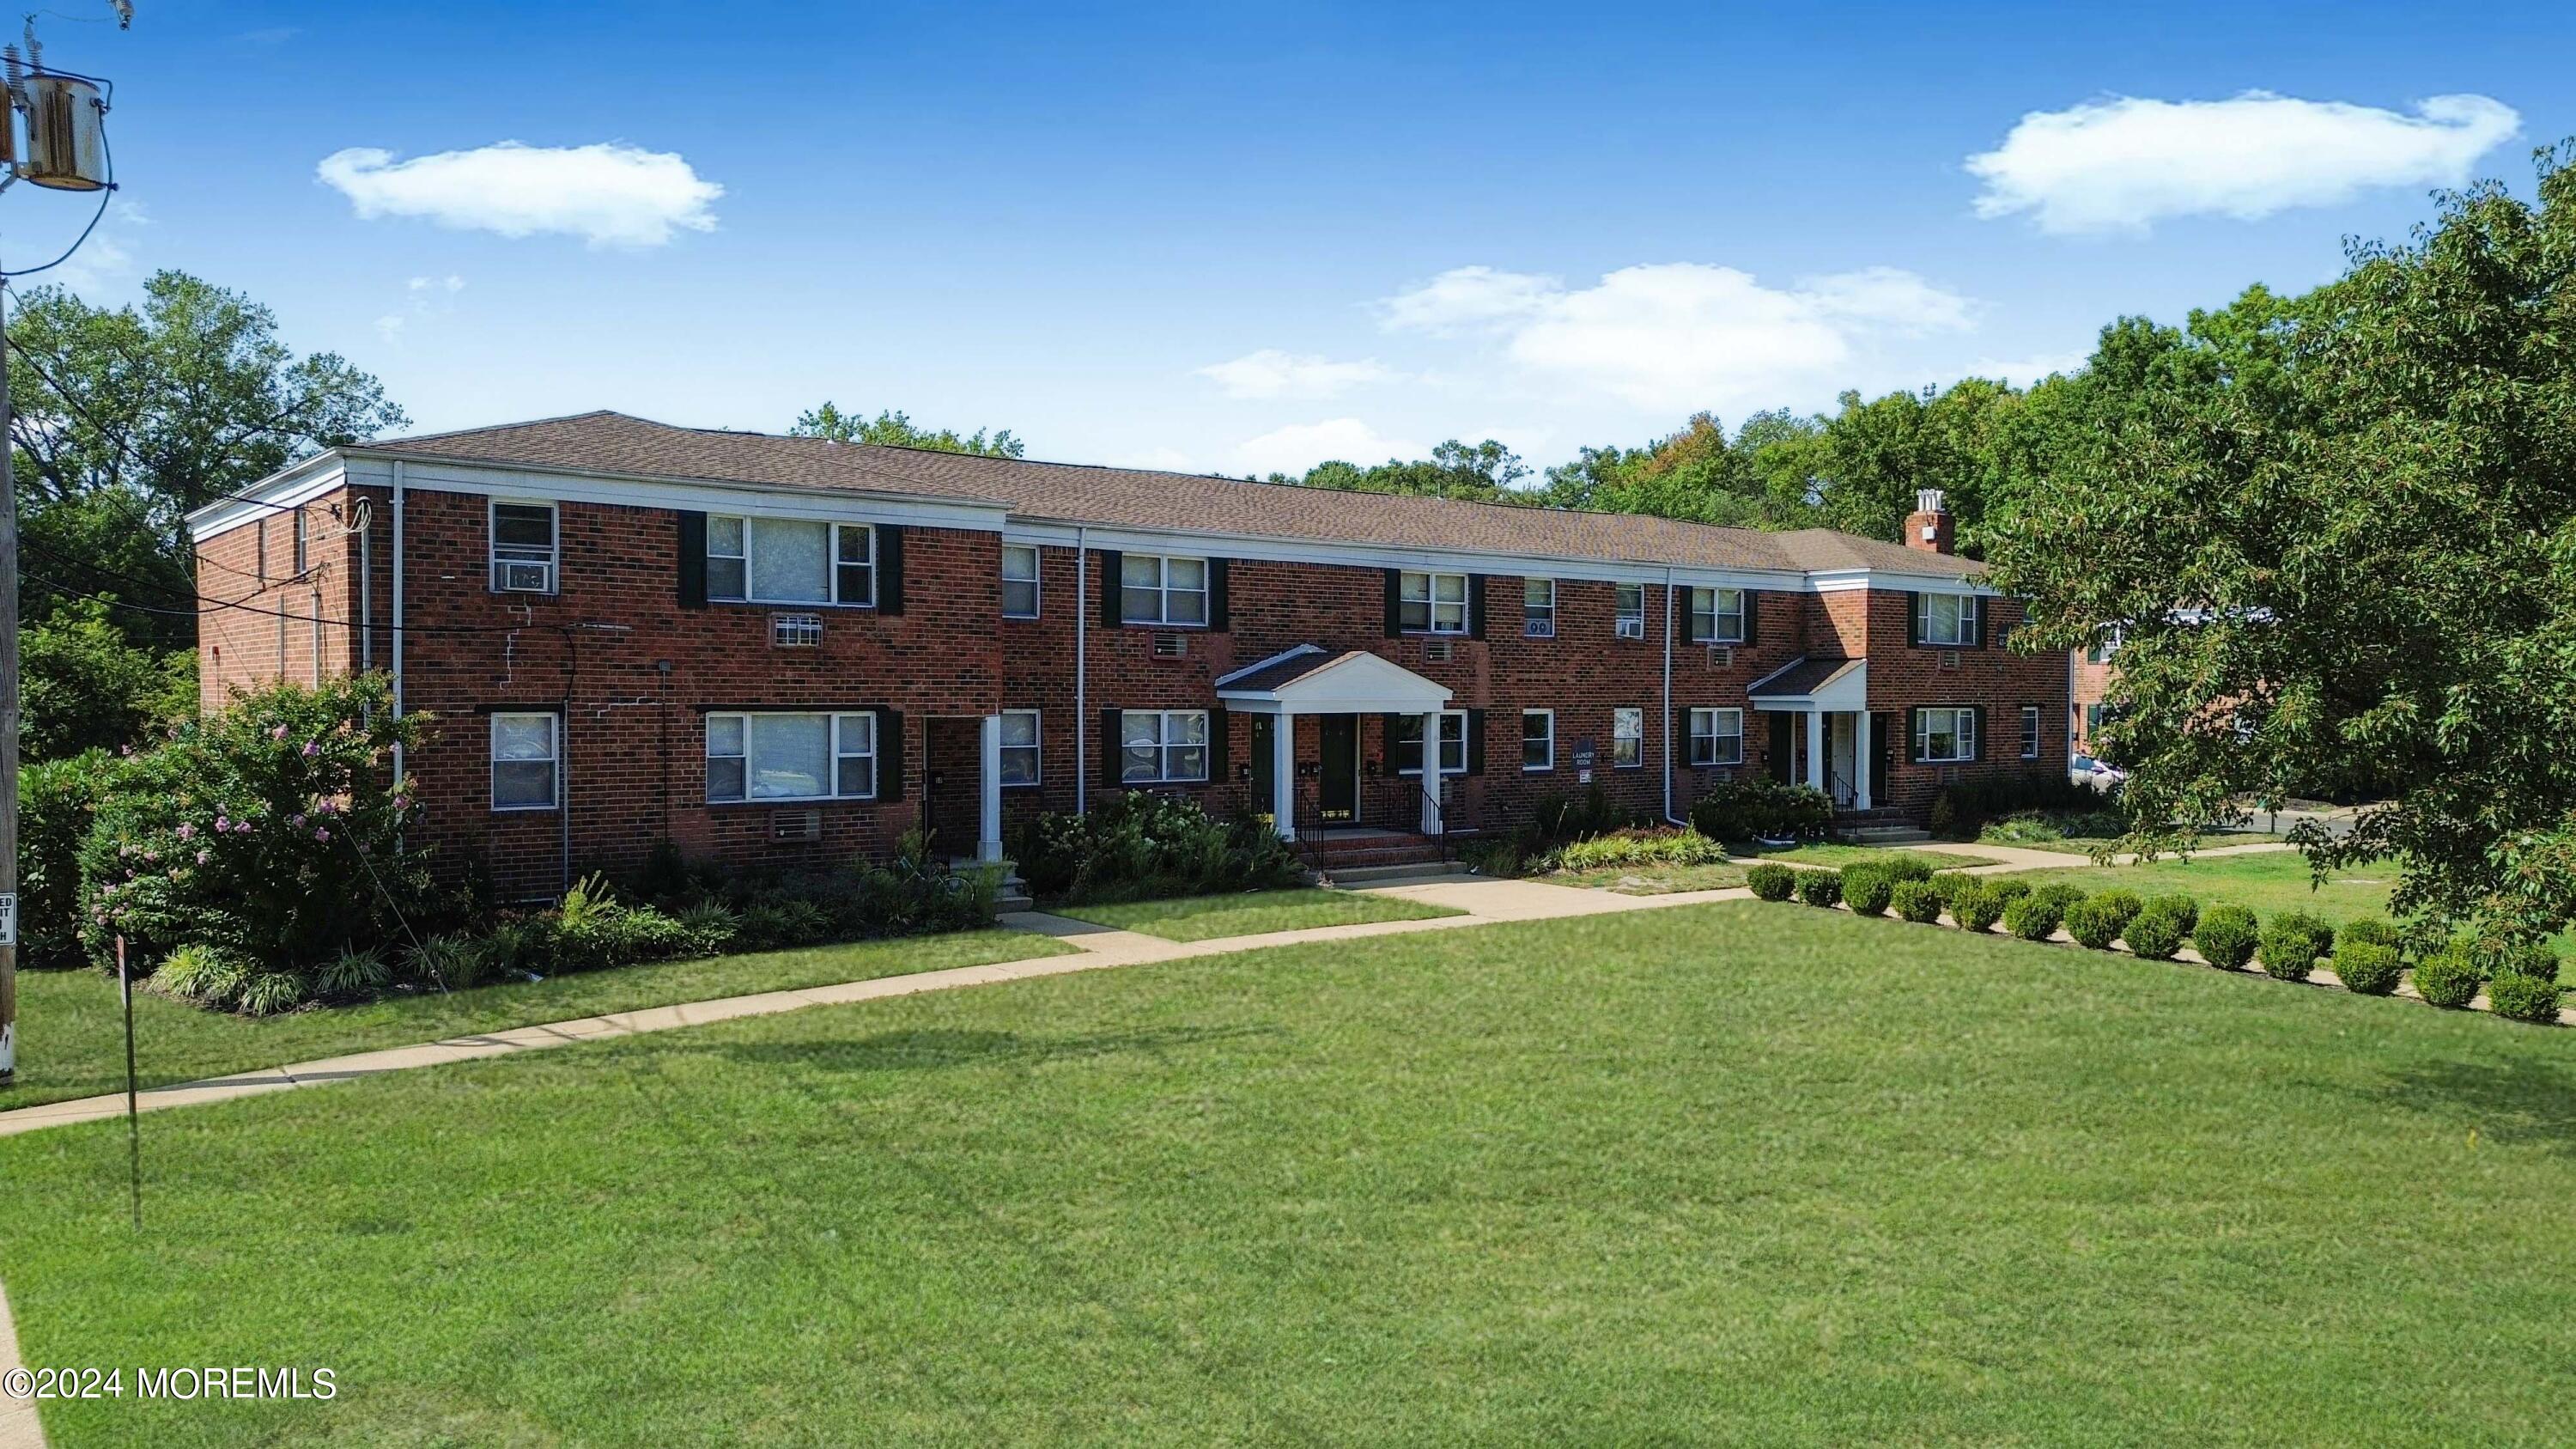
[
  {"left": 1425, "top": 638, "right": 1455, "bottom": 663},
  {"left": 772, "top": 809, "right": 822, "bottom": 842},
  {"left": 1523, "top": 618, "right": 1555, "bottom": 639},
  {"left": 1706, "top": 644, "right": 1734, "bottom": 669},
  {"left": 1939, "top": 650, "right": 1962, "bottom": 671},
  {"left": 1614, "top": 617, "right": 1645, "bottom": 640},
  {"left": 496, "top": 559, "right": 553, "bottom": 594},
  {"left": 771, "top": 613, "right": 824, "bottom": 648},
  {"left": 1152, "top": 632, "right": 1186, "bottom": 659}
]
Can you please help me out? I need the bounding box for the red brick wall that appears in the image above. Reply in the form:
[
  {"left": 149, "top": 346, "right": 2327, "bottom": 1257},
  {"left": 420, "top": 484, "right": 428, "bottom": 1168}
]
[
  {"left": 1858, "top": 592, "right": 2071, "bottom": 814},
  {"left": 197, "top": 489, "right": 362, "bottom": 710},
  {"left": 2072, "top": 648, "right": 2115, "bottom": 754}
]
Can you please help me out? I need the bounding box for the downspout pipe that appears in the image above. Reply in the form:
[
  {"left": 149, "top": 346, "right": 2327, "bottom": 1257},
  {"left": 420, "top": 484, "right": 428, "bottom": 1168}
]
[
  {"left": 390, "top": 461, "right": 406, "bottom": 785},
  {"left": 1663, "top": 566, "right": 1686, "bottom": 828},
  {"left": 1074, "top": 526, "right": 1089, "bottom": 814}
]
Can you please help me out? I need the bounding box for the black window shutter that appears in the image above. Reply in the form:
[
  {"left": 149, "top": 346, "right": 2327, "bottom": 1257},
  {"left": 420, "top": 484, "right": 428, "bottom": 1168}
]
[
  {"left": 1469, "top": 575, "right": 1487, "bottom": 638},
  {"left": 1208, "top": 557, "right": 1230, "bottom": 631},
  {"left": 677, "top": 512, "right": 708, "bottom": 609},
  {"left": 1674, "top": 706, "right": 1691, "bottom": 764},
  {"left": 1100, "top": 707, "right": 1124, "bottom": 784},
  {"left": 1466, "top": 709, "right": 1486, "bottom": 776},
  {"left": 877, "top": 526, "right": 905, "bottom": 614},
  {"left": 1207, "top": 706, "right": 1230, "bottom": 779},
  {"left": 1971, "top": 705, "right": 1988, "bottom": 762},
  {"left": 1098, "top": 550, "right": 1123, "bottom": 630},
  {"left": 1909, "top": 706, "right": 1924, "bottom": 764},
  {"left": 1383, "top": 569, "right": 1402, "bottom": 636},
  {"left": 1380, "top": 712, "right": 1401, "bottom": 767},
  {"left": 1907, "top": 592, "right": 1924, "bottom": 648},
  {"left": 873, "top": 708, "right": 906, "bottom": 801},
  {"left": 1971, "top": 595, "right": 1989, "bottom": 649},
  {"left": 1740, "top": 590, "right": 1759, "bottom": 646}
]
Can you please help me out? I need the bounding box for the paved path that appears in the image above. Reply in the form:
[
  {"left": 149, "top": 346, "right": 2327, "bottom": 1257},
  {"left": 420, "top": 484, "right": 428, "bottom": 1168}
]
[{"left": 0, "top": 1279, "right": 37, "bottom": 1449}]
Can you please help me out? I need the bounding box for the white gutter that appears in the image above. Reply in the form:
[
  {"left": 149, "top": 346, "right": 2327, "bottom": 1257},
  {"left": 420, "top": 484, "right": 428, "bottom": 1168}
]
[
  {"left": 1073, "top": 525, "right": 1088, "bottom": 814},
  {"left": 1663, "top": 566, "right": 1684, "bottom": 827}
]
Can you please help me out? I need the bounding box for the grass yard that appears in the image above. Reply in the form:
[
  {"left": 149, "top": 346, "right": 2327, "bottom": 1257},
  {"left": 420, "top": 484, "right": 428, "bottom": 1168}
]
[
  {"left": 0, "top": 929, "right": 1070, "bottom": 1112},
  {"left": 1050, "top": 886, "right": 1460, "bottom": 941},
  {"left": 2000, "top": 850, "right": 2397, "bottom": 923},
  {"left": 1547, "top": 861, "right": 1748, "bottom": 895},
  {"left": 7, "top": 904, "right": 2574, "bottom": 1445},
  {"left": 1981, "top": 829, "right": 2288, "bottom": 857},
  {"left": 1753, "top": 841, "right": 1999, "bottom": 870}
]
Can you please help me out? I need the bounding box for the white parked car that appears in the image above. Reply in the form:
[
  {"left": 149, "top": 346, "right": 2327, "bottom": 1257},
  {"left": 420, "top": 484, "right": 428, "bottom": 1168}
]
[{"left": 2070, "top": 754, "right": 2129, "bottom": 790}]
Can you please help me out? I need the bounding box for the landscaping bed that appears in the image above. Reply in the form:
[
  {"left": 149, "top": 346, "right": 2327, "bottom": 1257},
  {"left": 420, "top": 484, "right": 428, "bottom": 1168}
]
[
  {"left": 1052, "top": 887, "right": 1459, "bottom": 941},
  {"left": 6, "top": 904, "right": 2574, "bottom": 1443}
]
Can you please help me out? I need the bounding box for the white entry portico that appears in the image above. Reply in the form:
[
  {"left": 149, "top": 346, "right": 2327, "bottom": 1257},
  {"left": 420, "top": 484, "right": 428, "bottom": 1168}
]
[
  {"left": 1215, "top": 645, "right": 1456, "bottom": 838},
  {"left": 1745, "top": 654, "right": 1874, "bottom": 811}
]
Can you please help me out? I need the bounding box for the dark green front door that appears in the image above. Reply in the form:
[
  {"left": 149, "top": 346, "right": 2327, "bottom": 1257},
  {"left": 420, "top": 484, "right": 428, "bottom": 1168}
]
[{"left": 1320, "top": 715, "right": 1358, "bottom": 822}]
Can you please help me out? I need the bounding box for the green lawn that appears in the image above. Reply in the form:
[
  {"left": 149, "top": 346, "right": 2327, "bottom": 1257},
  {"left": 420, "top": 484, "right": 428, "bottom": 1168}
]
[
  {"left": 7, "top": 904, "right": 2573, "bottom": 1444},
  {"left": 1051, "top": 886, "right": 1459, "bottom": 941},
  {"left": 0, "top": 929, "right": 1070, "bottom": 1111},
  {"left": 1754, "top": 842, "right": 2000, "bottom": 870},
  {"left": 1980, "top": 830, "right": 2288, "bottom": 856},
  {"left": 2000, "top": 850, "right": 2398, "bottom": 923}
]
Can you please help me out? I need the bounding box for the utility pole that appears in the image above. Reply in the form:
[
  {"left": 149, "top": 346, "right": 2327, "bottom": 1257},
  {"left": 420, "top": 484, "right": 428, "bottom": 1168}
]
[{"left": 0, "top": 271, "right": 15, "bottom": 1084}]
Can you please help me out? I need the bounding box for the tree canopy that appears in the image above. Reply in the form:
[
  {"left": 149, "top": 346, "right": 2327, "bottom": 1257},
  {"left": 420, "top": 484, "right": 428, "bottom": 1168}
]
[
  {"left": 789, "top": 402, "right": 1025, "bottom": 458},
  {"left": 1985, "top": 149, "right": 2576, "bottom": 946}
]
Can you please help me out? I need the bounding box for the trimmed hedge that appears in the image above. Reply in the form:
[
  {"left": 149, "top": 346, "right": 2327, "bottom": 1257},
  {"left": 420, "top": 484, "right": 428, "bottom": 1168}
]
[
  {"left": 2337, "top": 916, "right": 2401, "bottom": 953},
  {"left": 2412, "top": 951, "right": 2482, "bottom": 1009},
  {"left": 1927, "top": 872, "right": 1977, "bottom": 907},
  {"left": 2122, "top": 908, "right": 2187, "bottom": 961},
  {"left": 2492, "top": 944, "right": 2560, "bottom": 984},
  {"left": 2090, "top": 889, "right": 2146, "bottom": 937},
  {"left": 2195, "top": 906, "right": 2259, "bottom": 971},
  {"left": 2145, "top": 893, "right": 2199, "bottom": 935},
  {"left": 2259, "top": 910, "right": 2335, "bottom": 981},
  {"left": 1794, "top": 868, "right": 1844, "bottom": 908},
  {"left": 2486, "top": 972, "right": 2564, "bottom": 1024},
  {"left": 1890, "top": 880, "right": 1944, "bottom": 924},
  {"left": 1952, "top": 884, "right": 2006, "bottom": 934},
  {"left": 2003, "top": 891, "right": 2071, "bottom": 942},
  {"left": 2063, "top": 896, "right": 2128, "bottom": 950},
  {"left": 1842, "top": 866, "right": 1894, "bottom": 916},
  {"left": 1987, "top": 879, "right": 2034, "bottom": 907},
  {"left": 2331, "top": 942, "right": 2403, "bottom": 996},
  {"left": 1747, "top": 863, "right": 1795, "bottom": 901}
]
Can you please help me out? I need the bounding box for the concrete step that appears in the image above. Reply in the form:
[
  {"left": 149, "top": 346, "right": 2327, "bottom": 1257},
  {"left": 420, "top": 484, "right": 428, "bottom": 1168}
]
[{"left": 1321, "top": 860, "right": 1467, "bottom": 886}]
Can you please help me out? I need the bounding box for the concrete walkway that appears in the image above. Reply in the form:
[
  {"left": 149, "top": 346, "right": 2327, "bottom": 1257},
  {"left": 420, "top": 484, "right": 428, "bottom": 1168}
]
[{"left": 0, "top": 1279, "right": 37, "bottom": 1449}]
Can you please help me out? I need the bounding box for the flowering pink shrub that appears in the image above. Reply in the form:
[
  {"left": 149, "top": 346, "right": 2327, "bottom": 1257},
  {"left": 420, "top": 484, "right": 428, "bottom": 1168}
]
[{"left": 76, "top": 673, "right": 436, "bottom": 971}]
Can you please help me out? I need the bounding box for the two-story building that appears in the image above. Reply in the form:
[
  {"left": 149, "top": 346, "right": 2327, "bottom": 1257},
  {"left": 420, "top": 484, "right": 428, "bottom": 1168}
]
[{"left": 187, "top": 411, "right": 2069, "bottom": 896}]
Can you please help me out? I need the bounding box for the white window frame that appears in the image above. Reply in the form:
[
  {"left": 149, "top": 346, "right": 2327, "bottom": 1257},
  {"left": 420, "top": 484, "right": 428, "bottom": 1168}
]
[
  {"left": 2020, "top": 705, "right": 2041, "bottom": 759},
  {"left": 999, "top": 708, "right": 1041, "bottom": 787},
  {"left": 1120, "top": 554, "right": 1210, "bottom": 627},
  {"left": 1001, "top": 544, "right": 1041, "bottom": 619},
  {"left": 292, "top": 507, "right": 313, "bottom": 577},
  {"left": 705, "top": 515, "right": 876, "bottom": 607},
  {"left": 2086, "top": 625, "right": 2123, "bottom": 665},
  {"left": 1923, "top": 593, "right": 1976, "bottom": 647},
  {"left": 704, "top": 710, "right": 878, "bottom": 803},
  {"left": 1119, "top": 709, "right": 1211, "bottom": 783},
  {"left": 1687, "top": 707, "right": 1744, "bottom": 767},
  {"left": 1400, "top": 570, "right": 1470, "bottom": 634},
  {"left": 489, "top": 712, "right": 561, "bottom": 812},
  {"left": 1687, "top": 587, "right": 1745, "bottom": 643},
  {"left": 1613, "top": 707, "right": 1645, "bottom": 770},
  {"left": 1613, "top": 582, "right": 1646, "bottom": 639},
  {"left": 1916, "top": 706, "right": 1978, "bottom": 764},
  {"left": 1522, "top": 579, "right": 1556, "bottom": 638},
  {"left": 1521, "top": 709, "right": 1554, "bottom": 772},
  {"left": 489, "top": 500, "right": 559, "bottom": 594},
  {"left": 1394, "top": 710, "right": 1467, "bottom": 776}
]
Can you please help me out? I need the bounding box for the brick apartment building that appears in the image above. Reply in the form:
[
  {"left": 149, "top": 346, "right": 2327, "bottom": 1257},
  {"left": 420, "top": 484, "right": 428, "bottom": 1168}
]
[{"left": 188, "top": 411, "right": 2072, "bottom": 897}]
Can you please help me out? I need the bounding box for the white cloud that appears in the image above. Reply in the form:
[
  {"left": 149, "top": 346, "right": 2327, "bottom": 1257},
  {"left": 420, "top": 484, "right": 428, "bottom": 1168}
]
[
  {"left": 1968, "top": 92, "right": 2519, "bottom": 234},
  {"left": 1382, "top": 263, "right": 1973, "bottom": 411},
  {"left": 1959, "top": 350, "right": 2089, "bottom": 387},
  {"left": 1234, "top": 418, "right": 1426, "bottom": 477},
  {"left": 409, "top": 274, "right": 466, "bottom": 295},
  {"left": 1194, "top": 349, "right": 1398, "bottom": 400},
  {"left": 316, "top": 141, "right": 723, "bottom": 247},
  {"left": 374, "top": 314, "right": 405, "bottom": 343}
]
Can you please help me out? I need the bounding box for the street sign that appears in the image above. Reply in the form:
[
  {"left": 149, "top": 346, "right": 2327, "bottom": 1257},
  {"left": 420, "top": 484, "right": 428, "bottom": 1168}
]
[{"left": 0, "top": 892, "right": 15, "bottom": 947}]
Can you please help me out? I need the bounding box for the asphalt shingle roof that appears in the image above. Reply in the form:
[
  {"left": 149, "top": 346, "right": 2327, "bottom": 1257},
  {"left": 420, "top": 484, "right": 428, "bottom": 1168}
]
[
  {"left": 1747, "top": 655, "right": 1865, "bottom": 698},
  {"left": 368, "top": 411, "right": 1985, "bottom": 581}
]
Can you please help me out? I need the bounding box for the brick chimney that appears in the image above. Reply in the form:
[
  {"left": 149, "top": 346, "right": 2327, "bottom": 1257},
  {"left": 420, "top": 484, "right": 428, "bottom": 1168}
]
[{"left": 1904, "top": 488, "right": 1953, "bottom": 554}]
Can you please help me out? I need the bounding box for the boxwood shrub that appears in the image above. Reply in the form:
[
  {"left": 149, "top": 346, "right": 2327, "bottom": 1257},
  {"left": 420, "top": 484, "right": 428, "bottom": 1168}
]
[
  {"left": 2090, "top": 889, "right": 2146, "bottom": 937},
  {"left": 1794, "top": 868, "right": 1844, "bottom": 908},
  {"left": 1842, "top": 865, "right": 1894, "bottom": 916},
  {"left": 2337, "top": 916, "right": 2401, "bottom": 953},
  {"left": 1987, "top": 878, "right": 2033, "bottom": 907},
  {"left": 2194, "top": 905, "right": 2259, "bottom": 971},
  {"left": 2492, "top": 943, "right": 2561, "bottom": 984},
  {"left": 1952, "top": 884, "right": 2006, "bottom": 934},
  {"left": 2259, "top": 910, "right": 2334, "bottom": 981},
  {"left": 1878, "top": 855, "right": 1937, "bottom": 884},
  {"left": 2063, "top": 895, "right": 2128, "bottom": 950},
  {"left": 1890, "top": 879, "right": 1944, "bottom": 924},
  {"left": 2411, "top": 950, "right": 2482, "bottom": 1009},
  {"left": 2144, "top": 893, "right": 2199, "bottom": 936},
  {"left": 1746, "top": 862, "right": 1795, "bottom": 901},
  {"left": 2003, "top": 891, "right": 2070, "bottom": 942},
  {"left": 2486, "top": 972, "right": 2564, "bottom": 1024},
  {"left": 1927, "top": 872, "right": 1976, "bottom": 907},
  {"left": 2122, "top": 907, "right": 2187, "bottom": 961},
  {"left": 2331, "top": 942, "right": 2403, "bottom": 996}
]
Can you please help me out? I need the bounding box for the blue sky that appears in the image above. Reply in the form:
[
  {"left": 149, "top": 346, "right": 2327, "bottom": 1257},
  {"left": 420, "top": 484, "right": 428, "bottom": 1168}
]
[{"left": 26, "top": 0, "right": 2576, "bottom": 476}]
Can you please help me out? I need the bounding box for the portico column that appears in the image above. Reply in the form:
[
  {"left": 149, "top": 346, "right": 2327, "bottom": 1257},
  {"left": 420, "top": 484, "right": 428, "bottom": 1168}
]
[
  {"left": 1273, "top": 710, "right": 1297, "bottom": 840},
  {"left": 977, "top": 714, "right": 1004, "bottom": 863},
  {"left": 1852, "top": 709, "right": 1872, "bottom": 812},
  {"left": 1805, "top": 709, "right": 1826, "bottom": 794},
  {"left": 1419, "top": 709, "right": 1445, "bottom": 835}
]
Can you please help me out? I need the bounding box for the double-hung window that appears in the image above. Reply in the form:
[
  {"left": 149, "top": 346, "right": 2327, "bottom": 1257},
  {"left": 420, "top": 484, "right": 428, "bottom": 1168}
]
[
  {"left": 1916, "top": 707, "right": 1978, "bottom": 764},
  {"left": 2085, "top": 626, "right": 2122, "bottom": 665},
  {"left": 1121, "top": 554, "right": 1208, "bottom": 626},
  {"left": 1400, "top": 571, "right": 1469, "bottom": 633},
  {"left": 1394, "top": 712, "right": 1467, "bottom": 776},
  {"left": 1687, "top": 587, "right": 1745, "bottom": 643},
  {"left": 1521, "top": 709, "right": 1554, "bottom": 771},
  {"left": 1001, "top": 545, "right": 1041, "bottom": 618},
  {"left": 1120, "top": 709, "right": 1209, "bottom": 782},
  {"left": 1612, "top": 707, "right": 1644, "bottom": 769},
  {"left": 489, "top": 713, "right": 561, "bottom": 810},
  {"left": 1687, "top": 707, "right": 1744, "bottom": 766},
  {"left": 491, "top": 502, "right": 559, "bottom": 594},
  {"left": 706, "top": 711, "right": 878, "bottom": 802},
  {"left": 1522, "top": 580, "right": 1556, "bottom": 637},
  {"left": 706, "top": 516, "right": 874, "bottom": 606},
  {"left": 1921, "top": 593, "right": 1976, "bottom": 647},
  {"left": 2020, "top": 705, "right": 2041, "bottom": 759},
  {"left": 1613, "top": 583, "right": 1646, "bottom": 639},
  {"left": 999, "top": 709, "right": 1041, "bottom": 785},
  {"left": 292, "top": 508, "right": 313, "bottom": 577}
]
